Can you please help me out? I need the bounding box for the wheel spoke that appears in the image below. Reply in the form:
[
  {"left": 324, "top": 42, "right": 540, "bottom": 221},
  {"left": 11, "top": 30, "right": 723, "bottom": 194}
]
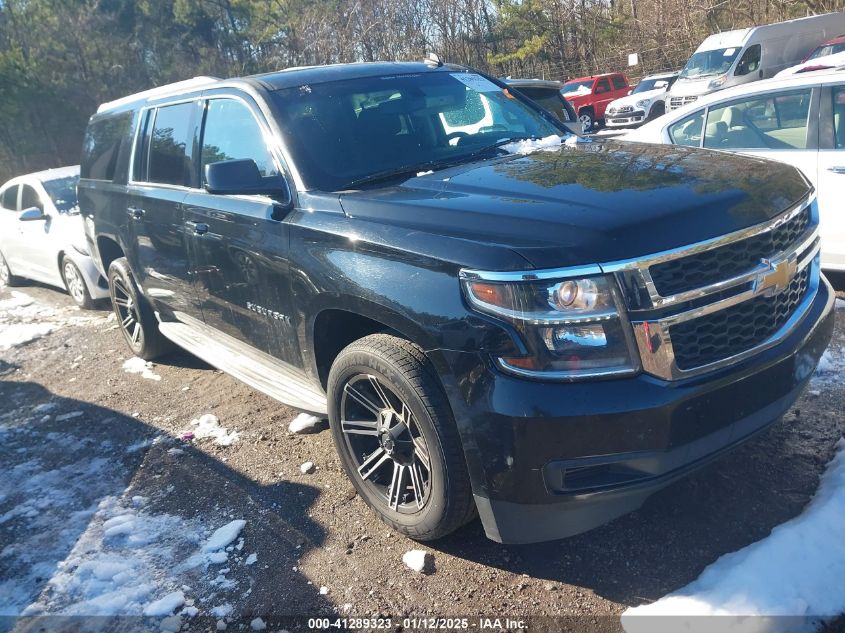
[
  {"left": 341, "top": 419, "right": 380, "bottom": 436},
  {"left": 409, "top": 461, "right": 426, "bottom": 509},
  {"left": 121, "top": 314, "right": 134, "bottom": 328},
  {"left": 114, "top": 297, "right": 131, "bottom": 308},
  {"left": 358, "top": 447, "right": 390, "bottom": 480},
  {"left": 412, "top": 436, "right": 431, "bottom": 471},
  {"left": 387, "top": 462, "right": 408, "bottom": 511},
  {"left": 344, "top": 383, "right": 383, "bottom": 417},
  {"left": 131, "top": 322, "right": 141, "bottom": 344},
  {"left": 368, "top": 375, "right": 393, "bottom": 411}
]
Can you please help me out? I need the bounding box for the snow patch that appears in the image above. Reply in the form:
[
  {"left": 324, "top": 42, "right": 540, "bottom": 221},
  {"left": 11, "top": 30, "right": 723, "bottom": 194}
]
[
  {"left": 500, "top": 134, "right": 563, "bottom": 155},
  {"left": 143, "top": 590, "right": 185, "bottom": 616},
  {"left": 251, "top": 617, "right": 267, "bottom": 631},
  {"left": 0, "top": 323, "right": 55, "bottom": 350},
  {"left": 202, "top": 520, "right": 246, "bottom": 553},
  {"left": 622, "top": 438, "right": 845, "bottom": 633},
  {"left": 190, "top": 414, "right": 240, "bottom": 446},
  {"left": 245, "top": 553, "right": 257, "bottom": 566},
  {"left": 122, "top": 357, "right": 162, "bottom": 381},
  {"left": 288, "top": 413, "right": 323, "bottom": 434},
  {"left": 402, "top": 549, "right": 430, "bottom": 573},
  {"left": 300, "top": 461, "right": 316, "bottom": 474},
  {"left": 835, "top": 298, "right": 845, "bottom": 310}
]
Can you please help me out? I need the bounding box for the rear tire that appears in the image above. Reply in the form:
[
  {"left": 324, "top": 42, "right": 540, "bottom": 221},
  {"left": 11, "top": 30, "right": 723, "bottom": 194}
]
[
  {"left": 0, "top": 250, "right": 22, "bottom": 287},
  {"left": 62, "top": 256, "right": 95, "bottom": 309},
  {"left": 108, "top": 257, "right": 172, "bottom": 360},
  {"left": 327, "top": 334, "right": 476, "bottom": 541}
]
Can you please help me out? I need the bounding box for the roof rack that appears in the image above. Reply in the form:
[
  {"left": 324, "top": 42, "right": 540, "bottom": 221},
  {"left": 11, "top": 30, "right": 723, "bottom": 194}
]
[{"left": 97, "top": 76, "right": 221, "bottom": 113}]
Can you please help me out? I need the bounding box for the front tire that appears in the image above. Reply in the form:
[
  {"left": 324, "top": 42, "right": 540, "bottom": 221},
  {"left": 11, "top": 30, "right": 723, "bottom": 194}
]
[
  {"left": 0, "top": 250, "right": 21, "bottom": 287},
  {"left": 647, "top": 102, "right": 665, "bottom": 121},
  {"left": 579, "top": 109, "right": 595, "bottom": 132},
  {"left": 62, "top": 256, "right": 95, "bottom": 309},
  {"left": 108, "top": 257, "right": 172, "bottom": 360},
  {"left": 327, "top": 334, "right": 476, "bottom": 541}
]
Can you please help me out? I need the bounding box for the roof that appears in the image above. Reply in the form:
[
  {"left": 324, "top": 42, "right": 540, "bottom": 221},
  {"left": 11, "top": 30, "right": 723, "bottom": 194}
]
[
  {"left": 97, "top": 76, "right": 221, "bottom": 113},
  {"left": 641, "top": 71, "right": 680, "bottom": 80},
  {"left": 7, "top": 165, "right": 80, "bottom": 185},
  {"left": 248, "top": 61, "right": 466, "bottom": 90},
  {"left": 503, "top": 78, "right": 564, "bottom": 89}
]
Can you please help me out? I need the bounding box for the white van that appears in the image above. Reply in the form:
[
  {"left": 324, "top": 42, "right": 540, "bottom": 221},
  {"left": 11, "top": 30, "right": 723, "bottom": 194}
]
[{"left": 668, "top": 12, "right": 845, "bottom": 110}]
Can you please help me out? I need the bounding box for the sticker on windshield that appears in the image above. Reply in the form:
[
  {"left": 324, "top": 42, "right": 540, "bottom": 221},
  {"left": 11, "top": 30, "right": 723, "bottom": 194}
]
[
  {"left": 451, "top": 73, "right": 500, "bottom": 93},
  {"left": 723, "top": 47, "right": 736, "bottom": 56}
]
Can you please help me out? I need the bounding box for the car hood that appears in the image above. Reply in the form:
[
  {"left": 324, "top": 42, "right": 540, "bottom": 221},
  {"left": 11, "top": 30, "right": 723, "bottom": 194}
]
[
  {"left": 670, "top": 76, "right": 719, "bottom": 97},
  {"left": 609, "top": 89, "right": 665, "bottom": 109},
  {"left": 338, "top": 140, "right": 811, "bottom": 270}
]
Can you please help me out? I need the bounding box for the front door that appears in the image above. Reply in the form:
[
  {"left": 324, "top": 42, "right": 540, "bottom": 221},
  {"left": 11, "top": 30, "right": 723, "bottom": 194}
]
[
  {"left": 127, "top": 100, "right": 203, "bottom": 323},
  {"left": 818, "top": 84, "right": 845, "bottom": 269},
  {"left": 17, "top": 183, "right": 56, "bottom": 281},
  {"left": 184, "top": 95, "right": 299, "bottom": 363}
]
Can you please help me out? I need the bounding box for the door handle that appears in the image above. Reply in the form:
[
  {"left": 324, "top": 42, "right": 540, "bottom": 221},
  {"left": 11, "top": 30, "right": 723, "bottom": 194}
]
[
  {"left": 186, "top": 220, "right": 209, "bottom": 235},
  {"left": 127, "top": 207, "right": 144, "bottom": 220},
  {"left": 827, "top": 166, "right": 845, "bottom": 174}
]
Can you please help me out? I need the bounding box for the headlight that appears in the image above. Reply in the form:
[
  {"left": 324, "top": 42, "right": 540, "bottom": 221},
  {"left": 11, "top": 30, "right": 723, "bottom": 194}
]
[
  {"left": 461, "top": 272, "right": 640, "bottom": 379},
  {"left": 635, "top": 99, "right": 651, "bottom": 109},
  {"left": 708, "top": 75, "right": 727, "bottom": 89}
]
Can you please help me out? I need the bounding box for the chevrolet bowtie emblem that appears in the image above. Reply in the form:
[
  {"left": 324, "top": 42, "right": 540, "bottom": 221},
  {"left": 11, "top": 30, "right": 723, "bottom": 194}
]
[{"left": 755, "top": 256, "right": 796, "bottom": 297}]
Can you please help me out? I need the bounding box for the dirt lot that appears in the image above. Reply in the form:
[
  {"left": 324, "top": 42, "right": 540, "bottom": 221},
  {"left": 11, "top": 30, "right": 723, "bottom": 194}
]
[{"left": 1, "top": 279, "right": 844, "bottom": 632}]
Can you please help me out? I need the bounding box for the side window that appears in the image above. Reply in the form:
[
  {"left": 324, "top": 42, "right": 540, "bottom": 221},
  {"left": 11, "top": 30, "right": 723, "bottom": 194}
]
[
  {"left": 612, "top": 75, "right": 627, "bottom": 90},
  {"left": 703, "top": 89, "right": 811, "bottom": 150},
  {"left": 20, "top": 185, "right": 43, "bottom": 212},
  {"left": 834, "top": 86, "right": 845, "bottom": 150},
  {"left": 201, "top": 99, "right": 277, "bottom": 178},
  {"left": 147, "top": 102, "right": 195, "bottom": 186},
  {"left": 735, "top": 44, "right": 762, "bottom": 76},
  {"left": 595, "top": 78, "right": 611, "bottom": 94},
  {"left": 81, "top": 112, "right": 132, "bottom": 181},
  {"left": 1, "top": 185, "right": 18, "bottom": 210},
  {"left": 668, "top": 110, "right": 704, "bottom": 147}
]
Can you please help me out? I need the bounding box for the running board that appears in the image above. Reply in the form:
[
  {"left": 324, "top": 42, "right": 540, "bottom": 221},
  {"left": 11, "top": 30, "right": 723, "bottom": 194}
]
[{"left": 158, "top": 318, "right": 328, "bottom": 416}]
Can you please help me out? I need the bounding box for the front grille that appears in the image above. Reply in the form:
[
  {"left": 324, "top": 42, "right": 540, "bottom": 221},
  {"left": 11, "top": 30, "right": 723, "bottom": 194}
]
[
  {"left": 649, "top": 207, "right": 810, "bottom": 297},
  {"left": 669, "top": 265, "right": 810, "bottom": 370},
  {"left": 613, "top": 105, "right": 634, "bottom": 114},
  {"left": 669, "top": 95, "right": 698, "bottom": 109}
]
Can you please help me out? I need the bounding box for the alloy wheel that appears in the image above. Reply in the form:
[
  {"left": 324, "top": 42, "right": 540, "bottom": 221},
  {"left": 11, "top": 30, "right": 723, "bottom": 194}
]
[
  {"left": 340, "top": 373, "right": 432, "bottom": 513},
  {"left": 112, "top": 276, "right": 142, "bottom": 346},
  {"left": 64, "top": 262, "right": 85, "bottom": 304}
]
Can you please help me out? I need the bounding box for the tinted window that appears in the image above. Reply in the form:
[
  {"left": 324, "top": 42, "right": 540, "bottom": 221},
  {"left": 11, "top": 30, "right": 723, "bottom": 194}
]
[
  {"left": 736, "top": 44, "right": 762, "bottom": 76},
  {"left": 518, "top": 88, "right": 572, "bottom": 122},
  {"left": 147, "top": 103, "right": 194, "bottom": 186},
  {"left": 271, "top": 72, "right": 561, "bottom": 191},
  {"left": 42, "top": 176, "right": 79, "bottom": 213},
  {"left": 612, "top": 75, "right": 627, "bottom": 90},
  {"left": 1, "top": 185, "right": 18, "bottom": 210},
  {"left": 21, "top": 185, "right": 42, "bottom": 212},
  {"left": 596, "top": 78, "right": 611, "bottom": 93},
  {"left": 834, "top": 86, "right": 845, "bottom": 150},
  {"left": 669, "top": 110, "right": 704, "bottom": 147},
  {"left": 201, "top": 99, "right": 277, "bottom": 179},
  {"left": 81, "top": 112, "right": 132, "bottom": 181},
  {"left": 703, "top": 89, "right": 811, "bottom": 150}
]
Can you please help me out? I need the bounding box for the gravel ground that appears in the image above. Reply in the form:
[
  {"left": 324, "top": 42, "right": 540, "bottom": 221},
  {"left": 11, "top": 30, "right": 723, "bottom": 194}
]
[{"left": 1, "top": 279, "right": 843, "bottom": 632}]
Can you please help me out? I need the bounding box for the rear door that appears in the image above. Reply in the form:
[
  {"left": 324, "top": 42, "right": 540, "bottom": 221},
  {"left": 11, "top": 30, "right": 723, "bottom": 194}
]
[
  {"left": 818, "top": 84, "right": 845, "bottom": 269},
  {"left": 183, "top": 93, "right": 299, "bottom": 363},
  {"left": 127, "top": 100, "right": 204, "bottom": 323}
]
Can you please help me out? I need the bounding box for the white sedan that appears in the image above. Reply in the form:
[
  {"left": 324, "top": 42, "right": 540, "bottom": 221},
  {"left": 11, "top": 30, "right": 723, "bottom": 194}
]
[
  {"left": 0, "top": 166, "right": 109, "bottom": 307},
  {"left": 624, "top": 69, "right": 845, "bottom": 271}
]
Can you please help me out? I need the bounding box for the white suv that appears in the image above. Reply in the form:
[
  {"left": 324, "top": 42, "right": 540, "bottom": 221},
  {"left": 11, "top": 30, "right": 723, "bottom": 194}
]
[
  {"left": 624, "top": 69, "right": 845, "bottom": 271},
  {"left": 605, "top": 72, "right": 679, "bottom": 128}
]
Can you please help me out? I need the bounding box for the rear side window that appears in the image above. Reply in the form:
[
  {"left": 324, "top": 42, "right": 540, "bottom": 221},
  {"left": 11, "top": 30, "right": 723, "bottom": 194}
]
[
  {"left": 669, "top": 110, "right": 704, "bottom": 147},
  {"left": 703, "top": 89, "right": 811, "bottom": 150},
  {"left": 201, "top": 99, "right": 277, "bottom": 179},
  {"left": 834, "top": 86, "right": 845, "bottom": 150},
  {"left": 81, "top": 113, "right": 132, "bottom": 181},
  {"left": 1, "top": 185, "right": 18, "bottom": 210},
  {"left": 612, "top": 75, "right": 627, "bottom": 90},
  {"left": 20, "top": 185, "right": 42, "bottom": 212},
  {"left": 146, "top": 103, "right": 195, "bottom": 186}
]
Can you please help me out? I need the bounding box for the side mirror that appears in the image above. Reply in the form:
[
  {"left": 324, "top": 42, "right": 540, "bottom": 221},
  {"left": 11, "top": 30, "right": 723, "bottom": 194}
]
[
  {"left": 204, "top": 159, "right": 290, "bottom": 202},
  {"left": 19, "top": 206, "right": 47, "bottom": 221}
]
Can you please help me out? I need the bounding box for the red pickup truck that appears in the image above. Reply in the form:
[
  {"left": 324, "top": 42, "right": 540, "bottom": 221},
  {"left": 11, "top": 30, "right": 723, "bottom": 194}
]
[{"left": 562, "top": 72, "right": 631, "bottom": 130}]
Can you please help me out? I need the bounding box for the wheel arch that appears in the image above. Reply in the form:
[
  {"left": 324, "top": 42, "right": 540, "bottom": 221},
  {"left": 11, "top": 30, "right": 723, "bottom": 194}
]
[{"left": 96, "top": 235, "right": 125, "bottom": 273}]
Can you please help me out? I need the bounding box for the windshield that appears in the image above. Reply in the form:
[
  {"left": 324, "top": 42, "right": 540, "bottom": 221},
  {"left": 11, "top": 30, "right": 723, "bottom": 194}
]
[
  {"left": 632, "top": 77, "right": 673, "bottom": 94},
  {"left": 561, "top": 80, "right": 594, "bottom": 96},
  {"left": 41, "top": 175, "right": 79, "bottom": 213},
  {"left": 680, "top": 48, "right": 741, "bottom": 79},
  {"left": 807, "top": 42, "right": 845, "bottom": 60},
  {"left": 271, "top": 71, "right": 563, "bottom": 191}
]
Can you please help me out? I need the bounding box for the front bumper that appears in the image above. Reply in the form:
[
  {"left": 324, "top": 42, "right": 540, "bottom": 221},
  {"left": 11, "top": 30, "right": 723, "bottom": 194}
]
[
  {"left": 605, "top": 110, "right": 647, "bottom": 127},
  {"left": 437, "top": 276, "right": 835, "bottom": 544}
]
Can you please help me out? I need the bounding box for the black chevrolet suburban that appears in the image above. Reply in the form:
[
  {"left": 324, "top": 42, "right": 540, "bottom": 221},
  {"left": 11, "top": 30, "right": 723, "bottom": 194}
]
[{"left": 79, "top": 62, "right": 835, "bottom": 544}]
